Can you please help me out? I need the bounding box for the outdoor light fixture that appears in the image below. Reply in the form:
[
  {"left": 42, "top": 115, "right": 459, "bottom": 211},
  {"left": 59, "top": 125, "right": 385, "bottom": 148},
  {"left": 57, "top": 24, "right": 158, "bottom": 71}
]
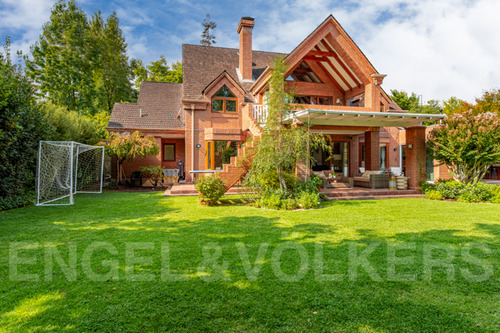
[
  {"left": 393, "top": 146, "right": 398, "bottom": 151},
  {"left": 408, "top": 144, "right": 413, "bottom": 149}
]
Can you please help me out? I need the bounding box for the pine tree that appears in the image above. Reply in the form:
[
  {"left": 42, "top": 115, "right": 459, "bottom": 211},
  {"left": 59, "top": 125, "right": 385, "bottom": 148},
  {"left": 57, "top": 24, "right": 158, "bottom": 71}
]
[
  {"left": 89, "top": 11, "right": 134, "bottom": 113},
  {"left": 200, "top": 14, "right": 216, "bottom": 46}
]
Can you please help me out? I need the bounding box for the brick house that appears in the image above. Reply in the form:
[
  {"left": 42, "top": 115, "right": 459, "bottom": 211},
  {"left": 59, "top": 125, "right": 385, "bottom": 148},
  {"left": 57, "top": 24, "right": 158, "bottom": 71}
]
[{"left": 108, "top": 15, "right": 445, "bottom": 188}]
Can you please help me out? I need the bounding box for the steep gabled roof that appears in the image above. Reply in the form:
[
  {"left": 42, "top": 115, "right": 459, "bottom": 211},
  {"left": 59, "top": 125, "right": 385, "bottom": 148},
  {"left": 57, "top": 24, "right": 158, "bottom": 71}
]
[
  {"left": 202, "top": 70, "right": 246, "bottom": 97},
  {"left": 109, "top": 82, "right": 184, "bottom": 130},
  {"left": 182, "top": 44, "right": 284, "bottom": 101},
  {"left": 251, "top": 15, "right": 380, "bottom": 94}
]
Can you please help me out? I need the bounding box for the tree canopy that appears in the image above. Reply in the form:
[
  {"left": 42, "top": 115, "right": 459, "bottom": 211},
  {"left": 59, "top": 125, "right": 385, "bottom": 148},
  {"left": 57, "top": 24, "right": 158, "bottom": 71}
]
[
  {"left": 101, "top": 131, "right": 159, "bottom": 183},
  {"left": 25, "top": 0, "right": 134, "bottom": 115},
  {"left": 131, "top": 56, "right": 182, "bottom": 90}
]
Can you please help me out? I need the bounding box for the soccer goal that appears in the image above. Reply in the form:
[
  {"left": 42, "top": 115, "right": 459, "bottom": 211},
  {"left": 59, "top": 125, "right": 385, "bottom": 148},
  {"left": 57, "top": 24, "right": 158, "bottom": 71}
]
[{"left": 36, "top": 141, "right": 105, "bottom": 206}]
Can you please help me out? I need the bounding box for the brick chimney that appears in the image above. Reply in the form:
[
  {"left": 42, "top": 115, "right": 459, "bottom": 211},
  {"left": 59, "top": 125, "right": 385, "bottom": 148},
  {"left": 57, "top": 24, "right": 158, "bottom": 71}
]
[{"left": 237, "top": 17, "right": 255, "bottom": 81}]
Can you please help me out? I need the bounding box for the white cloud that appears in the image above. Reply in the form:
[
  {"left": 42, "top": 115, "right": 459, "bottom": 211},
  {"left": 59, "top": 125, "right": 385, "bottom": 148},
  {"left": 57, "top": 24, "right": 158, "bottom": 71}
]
[
  {"left": 238, "top": 0, "right": 500, "bottom": 102},
  {"left": 2, "top": 0, "right": 499, "bottom": 102},
  {"left": 0, "top": 0, "right": 52, "bottom": 56}
]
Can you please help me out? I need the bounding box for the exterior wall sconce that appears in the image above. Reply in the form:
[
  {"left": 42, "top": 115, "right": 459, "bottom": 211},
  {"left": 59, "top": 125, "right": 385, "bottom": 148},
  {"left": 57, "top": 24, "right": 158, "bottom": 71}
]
[
  {"left": 408, "top": 144, "right": 413, "bottom": 149},
  {"left": 393, "top": 146, "right": 398, "bottom": 151}
]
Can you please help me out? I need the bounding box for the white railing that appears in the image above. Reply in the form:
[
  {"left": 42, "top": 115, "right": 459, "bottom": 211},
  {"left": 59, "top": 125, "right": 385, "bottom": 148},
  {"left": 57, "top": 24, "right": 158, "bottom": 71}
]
[{"left": 252, "top": 104, "right": 268, "bottom": 124}]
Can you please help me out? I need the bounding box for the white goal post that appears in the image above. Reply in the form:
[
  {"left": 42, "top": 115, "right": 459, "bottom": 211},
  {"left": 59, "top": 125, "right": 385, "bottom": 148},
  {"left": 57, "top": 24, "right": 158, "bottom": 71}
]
[{"left": 36, "top": 141, "right": 105, "bottom": 206}]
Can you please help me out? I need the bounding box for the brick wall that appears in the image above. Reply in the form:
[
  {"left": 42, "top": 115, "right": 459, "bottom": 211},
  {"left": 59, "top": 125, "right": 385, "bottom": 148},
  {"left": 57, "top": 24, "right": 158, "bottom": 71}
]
[
  {"left": 365, "top": 130, "right": 380, "bottom": 170},
  {"left": 405, "top": 126, "right": 426, "bottom": 188}
]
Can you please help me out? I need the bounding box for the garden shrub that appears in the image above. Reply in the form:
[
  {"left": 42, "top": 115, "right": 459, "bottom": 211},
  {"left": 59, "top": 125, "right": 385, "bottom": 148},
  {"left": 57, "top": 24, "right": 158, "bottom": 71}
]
[
  {"left": 457, "top": 182, "right": 496, "bottom": 203},
  {"left": 296, "top": 175, "right": 322, "bottom": 194},
  {"left": 139, "top": 165, "right": 164, "bottom": 187},
  {"left": 492, "top": 186, "right": 500, "bottom": 204},
  {"left": 426, "top": 190, "right": 443, "bottom": 200},
  {"left": 195, "top": 174, "right": 226, "bottom": 206},
  {"left": 256, "top": 170, "right": 297, "bottom": 192},
  {"left": 436, "top": 180, "right": 466, "bottom": 199},
  {"left": 1, "top": 46, "right": 50, "bottom": 210},
  {"left": 282, "top": 198, "right": 299, "bottom": 210},
  {"left": 297, "top": 191, "right": 320, "bottom": 209},
  {"left": 419, "top": 182, "right": 435, "bottom": 194},
  {"left": 254, "top": 189, "right": 321, "bottom": 210}
]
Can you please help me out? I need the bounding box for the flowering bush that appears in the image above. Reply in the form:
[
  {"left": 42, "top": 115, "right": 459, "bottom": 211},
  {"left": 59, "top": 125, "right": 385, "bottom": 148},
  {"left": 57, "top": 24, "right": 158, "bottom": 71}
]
[
  {"left": 195, "top": 174, "right": 226, "bottom": 206},
  {"left": 427, "top": 111, "right": 500, "bottom": 183}
]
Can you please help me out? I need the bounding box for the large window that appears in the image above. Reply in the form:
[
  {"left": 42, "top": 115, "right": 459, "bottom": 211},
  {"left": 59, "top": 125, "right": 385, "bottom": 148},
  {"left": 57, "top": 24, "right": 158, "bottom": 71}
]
[
  {"left": 163, "top": 144, "right": 175, "bottom": 161},
  {"left": 212, "top": 86, "right": 237, "bottom": 113}
]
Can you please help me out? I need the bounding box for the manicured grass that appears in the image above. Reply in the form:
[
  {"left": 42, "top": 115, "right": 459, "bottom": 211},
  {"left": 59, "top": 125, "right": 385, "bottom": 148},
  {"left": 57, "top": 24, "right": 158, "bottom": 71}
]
[{"left": 0, "top": 192, "right": 499, "bottom": 332}]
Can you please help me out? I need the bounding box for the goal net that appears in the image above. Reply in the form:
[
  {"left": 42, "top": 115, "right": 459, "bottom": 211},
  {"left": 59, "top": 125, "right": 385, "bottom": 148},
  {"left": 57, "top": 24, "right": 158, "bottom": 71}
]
[{"left": 36, "top": 141, "right": 105, "bottom": 206}]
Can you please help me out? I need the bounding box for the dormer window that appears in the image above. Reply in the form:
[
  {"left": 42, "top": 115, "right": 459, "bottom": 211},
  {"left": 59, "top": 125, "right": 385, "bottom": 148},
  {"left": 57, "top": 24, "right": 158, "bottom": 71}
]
[{"left": 212, "top": 86, "right": 237, "bottom": 113}]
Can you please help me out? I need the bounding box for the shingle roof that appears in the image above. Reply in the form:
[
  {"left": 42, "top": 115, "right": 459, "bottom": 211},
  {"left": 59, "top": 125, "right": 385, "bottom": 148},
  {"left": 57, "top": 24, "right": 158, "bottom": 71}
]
[
  {"left": 182, "top": 44, "right": 284, "bottom": 100},
  {"left": 108, "top": 82, "right": 184, "bottom": 130}
]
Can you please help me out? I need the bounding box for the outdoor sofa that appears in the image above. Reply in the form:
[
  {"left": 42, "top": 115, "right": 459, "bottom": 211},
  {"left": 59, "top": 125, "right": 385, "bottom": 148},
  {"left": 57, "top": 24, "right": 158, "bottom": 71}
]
[{"left": 353, "top": 170, "right": 390, "bottom": 188}]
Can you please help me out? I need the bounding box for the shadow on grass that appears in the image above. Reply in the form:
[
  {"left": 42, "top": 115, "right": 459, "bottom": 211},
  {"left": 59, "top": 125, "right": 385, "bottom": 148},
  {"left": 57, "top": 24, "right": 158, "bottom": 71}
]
[{"left": 0, "top": 193, "right": 498, "bottom": 332}]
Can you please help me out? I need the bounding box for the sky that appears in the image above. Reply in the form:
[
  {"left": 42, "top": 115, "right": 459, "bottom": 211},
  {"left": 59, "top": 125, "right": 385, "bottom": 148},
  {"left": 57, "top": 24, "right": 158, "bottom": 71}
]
[{"left": 1, "top": 0, "right": 499, "bottom": 103}]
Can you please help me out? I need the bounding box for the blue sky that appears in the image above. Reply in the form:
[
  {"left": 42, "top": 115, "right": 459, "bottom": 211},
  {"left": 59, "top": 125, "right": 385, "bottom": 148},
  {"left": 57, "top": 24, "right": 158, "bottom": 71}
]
[{"left": 1, "top": 0, "right": 499, "bottom": 102}]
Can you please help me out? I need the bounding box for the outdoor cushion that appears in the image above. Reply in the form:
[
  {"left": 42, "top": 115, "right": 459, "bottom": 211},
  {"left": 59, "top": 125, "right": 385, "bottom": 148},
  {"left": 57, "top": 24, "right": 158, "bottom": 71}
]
[
  {"left": 361, "top": 170, "right": 381, "bottom": 178},
  {"left": 353, "top": 176, "right": 369, "bottom": 182}
]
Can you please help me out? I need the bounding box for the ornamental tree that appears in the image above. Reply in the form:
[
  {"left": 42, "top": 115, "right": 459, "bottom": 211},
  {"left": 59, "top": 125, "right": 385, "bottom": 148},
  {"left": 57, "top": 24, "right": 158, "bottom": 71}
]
[
  {"left": 101, "top": 131, "right": 159, "bottom": 183},
  {"left": 249, "top": 57, "right": 330, "bottom": 191},
  {"left": 427, "top": 111, "right": 500, "bottom": 183}
]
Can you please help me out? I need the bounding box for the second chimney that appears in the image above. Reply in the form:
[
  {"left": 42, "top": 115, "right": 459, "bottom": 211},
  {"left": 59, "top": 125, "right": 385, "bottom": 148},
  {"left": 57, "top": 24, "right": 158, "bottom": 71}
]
[{"left": 237, "top": 17, "right": 255, "bottom": 81}]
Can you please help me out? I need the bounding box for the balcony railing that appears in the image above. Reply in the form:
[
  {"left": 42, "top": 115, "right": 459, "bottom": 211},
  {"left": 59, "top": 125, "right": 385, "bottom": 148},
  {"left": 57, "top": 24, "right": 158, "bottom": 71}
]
[{"left": 252, "top": 104, "right": 268, "bottom": 124}]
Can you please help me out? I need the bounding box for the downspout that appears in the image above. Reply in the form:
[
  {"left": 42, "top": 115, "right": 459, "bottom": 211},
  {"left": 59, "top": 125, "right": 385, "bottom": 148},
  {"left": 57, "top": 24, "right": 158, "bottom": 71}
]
[
  {"left": 191, "top": 104, "right": 195, "bottom": 179},
  {"left": 306, "top": 111, "right": 310, "bottom": 181}
]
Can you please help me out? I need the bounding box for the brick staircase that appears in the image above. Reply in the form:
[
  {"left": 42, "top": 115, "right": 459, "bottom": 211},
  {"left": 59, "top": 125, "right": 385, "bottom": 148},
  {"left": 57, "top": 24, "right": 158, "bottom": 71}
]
[{"left": 216, "top": 139, "right": 258, "bottom": 192}]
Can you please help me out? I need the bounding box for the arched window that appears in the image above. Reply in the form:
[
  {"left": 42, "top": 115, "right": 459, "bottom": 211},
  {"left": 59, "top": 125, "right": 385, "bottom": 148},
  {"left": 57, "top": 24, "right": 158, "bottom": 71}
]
[{"left": 212, "top": 86, "right": 237, "bottom": 113}]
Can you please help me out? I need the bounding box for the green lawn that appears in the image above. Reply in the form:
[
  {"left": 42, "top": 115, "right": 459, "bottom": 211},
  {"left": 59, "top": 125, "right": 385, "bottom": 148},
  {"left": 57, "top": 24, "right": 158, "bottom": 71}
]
[{"left": 0, "top": 192, "right": 499, "bottom": 332}]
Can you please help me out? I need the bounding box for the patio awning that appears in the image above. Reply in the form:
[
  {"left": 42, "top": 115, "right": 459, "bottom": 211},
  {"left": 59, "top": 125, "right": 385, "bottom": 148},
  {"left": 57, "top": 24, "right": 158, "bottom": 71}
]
[{"left": 287, "top": 109, "right": 446, "bottom": 127}]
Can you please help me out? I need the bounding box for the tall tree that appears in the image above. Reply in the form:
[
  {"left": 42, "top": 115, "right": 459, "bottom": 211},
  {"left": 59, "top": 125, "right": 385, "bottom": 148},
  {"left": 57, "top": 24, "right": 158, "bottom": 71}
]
[
  {"left": 249, "top": 57, "right": 329, "bottom": 191},
  {"left": 200, "top": 14, "right": 216, "bottom": 46},
  {"left": 26, "top": 0, "right": 134, "bottom": 115},
  {"left": 26, "top": 0, "right": 92, "bottom": 113},
  {"left": 131, "top": 56, "right": 182, "bottom": 90},
  {"left": 88, "top": 11, "right": 134, "bottom": 113}
]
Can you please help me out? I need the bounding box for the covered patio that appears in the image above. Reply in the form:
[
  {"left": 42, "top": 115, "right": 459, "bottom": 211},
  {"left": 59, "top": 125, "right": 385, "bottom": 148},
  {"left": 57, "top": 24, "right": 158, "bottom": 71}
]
[{"left": 278, "top": 107, "right": 447, "bottom": 188}]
